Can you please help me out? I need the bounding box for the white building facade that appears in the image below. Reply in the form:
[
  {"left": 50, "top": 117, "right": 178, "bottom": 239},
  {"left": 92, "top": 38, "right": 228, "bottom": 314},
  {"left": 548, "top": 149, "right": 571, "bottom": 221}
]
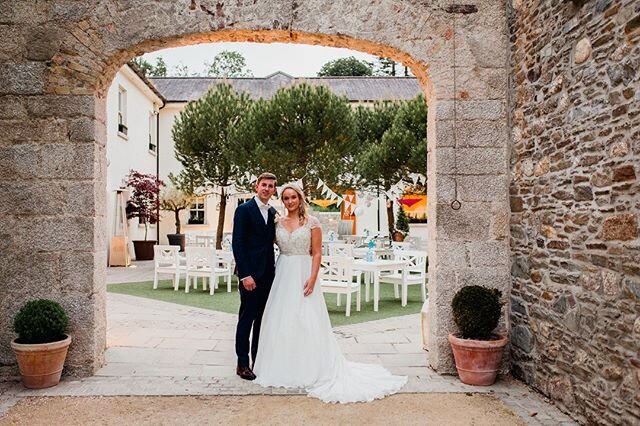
[{"left": 106, "top": 67, "right": 423, "bottom": 257}]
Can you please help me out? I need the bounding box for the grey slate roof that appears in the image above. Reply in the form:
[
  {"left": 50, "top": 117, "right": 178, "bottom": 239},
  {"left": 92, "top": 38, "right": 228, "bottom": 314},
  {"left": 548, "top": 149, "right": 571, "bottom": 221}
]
[{"left": 150, "top": 72, "right": 422, "bottom": 103}]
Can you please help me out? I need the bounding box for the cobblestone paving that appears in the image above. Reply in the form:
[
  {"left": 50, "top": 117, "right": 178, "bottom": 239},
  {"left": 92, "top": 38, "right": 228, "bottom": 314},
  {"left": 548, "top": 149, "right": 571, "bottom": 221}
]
[{"left": 0, "top": 265, "right": 577, "bottom": 425}]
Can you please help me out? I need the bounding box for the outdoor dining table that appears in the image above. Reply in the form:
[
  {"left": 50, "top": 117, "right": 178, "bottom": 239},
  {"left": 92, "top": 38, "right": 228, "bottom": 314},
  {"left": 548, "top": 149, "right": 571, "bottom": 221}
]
[
  {"left": 352, "top": 258, "right": 407, "bottom": 312},
  {"left": 352, "top": 247, "right": 394, "bottom": 259}
]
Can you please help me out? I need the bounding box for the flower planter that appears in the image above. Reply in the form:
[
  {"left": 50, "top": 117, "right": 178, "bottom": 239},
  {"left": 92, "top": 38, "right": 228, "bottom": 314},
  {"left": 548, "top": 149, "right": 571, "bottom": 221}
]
[
  {"left": 132, "top": 240, "right": 156, "bottom": 260},
  {"left": 167, "top": 234, "right": 185, "bottom": 252},
  {"left": 448, "top": 333, "right": 508, "bottom": 386},
  {"left": 11, "top": 335, "right": 72, "bottom": 389}
]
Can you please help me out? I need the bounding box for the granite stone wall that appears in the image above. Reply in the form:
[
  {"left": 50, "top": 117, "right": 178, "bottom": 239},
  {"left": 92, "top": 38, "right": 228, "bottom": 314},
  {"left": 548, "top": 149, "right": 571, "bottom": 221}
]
[
  {"left": 509, "top": 0, "right": 640, "bottom": 424},
  {"left": 0, "top": 1, "right": 511, "bottom": 380}
]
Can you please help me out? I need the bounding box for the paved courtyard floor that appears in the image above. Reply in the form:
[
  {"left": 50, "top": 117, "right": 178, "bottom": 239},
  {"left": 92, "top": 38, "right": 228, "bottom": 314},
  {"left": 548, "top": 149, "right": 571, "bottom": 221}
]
[{"left": 0, "top": 263, "right": 577, "bottom": 425}]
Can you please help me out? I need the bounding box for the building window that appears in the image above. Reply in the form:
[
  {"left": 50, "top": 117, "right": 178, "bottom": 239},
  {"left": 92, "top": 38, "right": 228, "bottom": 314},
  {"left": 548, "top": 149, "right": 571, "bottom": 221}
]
[
  {"left": 148, "top": 112, "right": 157, "bottom": 154},
  {"left": 188, "top": 198, "right": 206, "bottom": 224},
  {"left": 117, "top": 87, "right": 128, "bottom": 136}
]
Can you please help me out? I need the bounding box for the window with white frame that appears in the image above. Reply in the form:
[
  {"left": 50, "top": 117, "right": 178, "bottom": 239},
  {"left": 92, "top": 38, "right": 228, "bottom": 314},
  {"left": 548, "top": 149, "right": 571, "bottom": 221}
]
[
  {"left": 148, "top": 112, "right": 157, "bottom": 153},
  {"left": 188, "top": 198, "right": 206, "bottom": 224},
  {"left": 117, "top": 87, "right": 128, "bottom": 136}
]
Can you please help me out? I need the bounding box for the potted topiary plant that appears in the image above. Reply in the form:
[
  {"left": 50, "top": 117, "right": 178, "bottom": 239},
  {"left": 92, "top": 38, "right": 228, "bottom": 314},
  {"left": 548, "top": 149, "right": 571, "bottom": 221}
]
[
  {"left": 159, "top": 173, "right": 195, "bottom": 252},
  {"left": 11, "top": 299, "right": 71, "bottom": 389},
  {"left": 125, "top": 170, "right": 164, "bottom": 260},
  {"left": 448, "top": 285, "right": 508, "bottom": 386},
  {"left": 393, "top": 207, "right": 410, "bottom": 242}
]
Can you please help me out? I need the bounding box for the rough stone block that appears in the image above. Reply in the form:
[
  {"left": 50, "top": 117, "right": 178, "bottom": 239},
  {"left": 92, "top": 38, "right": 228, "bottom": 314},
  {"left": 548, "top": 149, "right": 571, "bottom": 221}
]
[
  {"left": 0, "top": 95, "right": 27, "bottom": 119},
  {"left": 36, "top": 143, "right": 97, "bottom": 179},
  {"left": 511, "top": 325, "right": 534, "bottom": 353},
  {"left": 26, "top": 95, "right": 96, "bottom": 118},
  {"left": 25, "top": 27, "right": 65, "bottom": 61},
  {"left": 456, "top": 147, "right": 508, "bottom": 175},
  {"left": 12, "top": 216, "right": 95, "bottom": 252},
  {"left": 433, "top": 240, "right": 468, "bottom": 267},
  {"left": 0, "top": 62, "right": 46, "bottom": 95},
  {"left": 458, "top": 175, "right": 509, "bottom": 202},
  {"left": 467, "top": 240, "right": 510, "bottom": 267},
  {"left": 456, "top": 119, "right": 508, "bottom": 148},
  {"left": 435, "top": 202, "right": 491, "bottom": 241},
  {"left": 600, "top": 214, "right": 637, "bottom": 241},
  {"left": 456, "top": 100, "right": 506, "bottom": 121}
]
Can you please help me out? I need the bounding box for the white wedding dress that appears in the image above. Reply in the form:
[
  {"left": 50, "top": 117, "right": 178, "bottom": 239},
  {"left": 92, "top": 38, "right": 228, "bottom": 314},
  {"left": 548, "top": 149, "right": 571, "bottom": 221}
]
[{"left": 253, "top": 216, "right": 407, "bottom": 403}]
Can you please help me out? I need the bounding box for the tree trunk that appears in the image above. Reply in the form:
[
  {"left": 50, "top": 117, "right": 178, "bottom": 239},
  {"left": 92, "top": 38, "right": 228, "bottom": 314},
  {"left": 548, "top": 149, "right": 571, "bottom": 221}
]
[
  {"left": 387, "top": 202, "right": 395, "bottom": 236},
  {"left": 174, "top": 209, "right": 181, "bottom": 234},
  {"left": 215, "top": 188, "right": 227, "bottom": 249},
  {"left": 383, "top": 183, "right": 394, "bottom": 236}
]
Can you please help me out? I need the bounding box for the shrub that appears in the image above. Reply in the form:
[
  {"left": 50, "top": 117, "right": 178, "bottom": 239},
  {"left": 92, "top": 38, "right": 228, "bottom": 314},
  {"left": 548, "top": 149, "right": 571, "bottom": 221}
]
[
  {"left": 14, "top": 299, "right": 69, "bottom": 344},
  {"left": 451, "top": 285, "right": 502, "bottom": 340},
  {"left": 395, "top": 207, "right": 410, "bottom": 234}
]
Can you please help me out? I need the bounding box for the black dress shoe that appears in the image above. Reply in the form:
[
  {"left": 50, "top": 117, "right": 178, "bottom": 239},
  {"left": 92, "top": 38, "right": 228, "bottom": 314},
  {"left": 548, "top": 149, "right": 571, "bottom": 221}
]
[{"left": 236, "top": 366, "right": 256, "bottom": 381}]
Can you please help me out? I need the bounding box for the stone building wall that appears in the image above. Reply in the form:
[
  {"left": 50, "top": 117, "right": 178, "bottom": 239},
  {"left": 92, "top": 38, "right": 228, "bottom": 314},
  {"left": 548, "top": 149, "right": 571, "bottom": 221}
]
[
  {"left": 509, "top": 1, "right": 640, "bottom": 424},
  {"left": 0, "top": 1, "right": 511, "bottom": 380}
]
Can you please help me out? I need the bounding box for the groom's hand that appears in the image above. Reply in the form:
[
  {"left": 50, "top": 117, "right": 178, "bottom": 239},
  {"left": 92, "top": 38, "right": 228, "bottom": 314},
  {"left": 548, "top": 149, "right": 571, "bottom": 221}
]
[{"left": 242, "top": 276, "right": 257, "bottom": 291}]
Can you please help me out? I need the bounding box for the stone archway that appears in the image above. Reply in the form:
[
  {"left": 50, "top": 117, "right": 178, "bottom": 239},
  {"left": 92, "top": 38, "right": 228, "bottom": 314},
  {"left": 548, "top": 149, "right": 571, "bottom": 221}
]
[{"left": 0, "top": 1, "right": 510, "bottom": 377}]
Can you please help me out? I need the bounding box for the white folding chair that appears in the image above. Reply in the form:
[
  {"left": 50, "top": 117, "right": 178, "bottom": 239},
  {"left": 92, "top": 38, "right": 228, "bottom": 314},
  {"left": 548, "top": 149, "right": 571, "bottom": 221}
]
[
  {"left": 320, "top": 256, "right": 360, "bottom": 317},
  {"left": 184, "top": 247, "right": 230, "bottom": 295},
  {"left": 379, "top": 250, "right": 427, "bottom": 307},
  {"left": 153, "top": 245, "right": 183, "bottom": 291}
]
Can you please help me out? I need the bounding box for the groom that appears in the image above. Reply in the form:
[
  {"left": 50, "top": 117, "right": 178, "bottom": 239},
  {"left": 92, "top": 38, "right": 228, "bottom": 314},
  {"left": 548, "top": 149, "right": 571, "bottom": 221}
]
[{"left": 232, "top": 172, "right": 277, "bottom": 380}]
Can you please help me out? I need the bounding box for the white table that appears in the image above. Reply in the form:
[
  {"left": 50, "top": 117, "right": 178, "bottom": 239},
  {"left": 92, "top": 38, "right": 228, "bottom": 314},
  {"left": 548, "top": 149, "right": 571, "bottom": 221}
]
[
  {"left": 353, "top": 259, "right": 406, "bottom": 312},
  {"left": 353, "top": 248, "right": 394, "bottom": 259}
]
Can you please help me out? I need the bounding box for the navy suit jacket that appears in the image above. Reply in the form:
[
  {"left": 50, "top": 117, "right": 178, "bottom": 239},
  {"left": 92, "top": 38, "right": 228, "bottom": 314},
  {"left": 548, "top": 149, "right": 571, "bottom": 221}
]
[{"left": 232, "top": 198, "right": 276, "bottom": 286}]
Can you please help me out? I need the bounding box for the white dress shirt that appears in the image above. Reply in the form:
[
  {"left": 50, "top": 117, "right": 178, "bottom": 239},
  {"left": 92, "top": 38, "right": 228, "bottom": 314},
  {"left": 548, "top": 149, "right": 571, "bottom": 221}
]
[{"left": 254, "top": 196, "right": 270, "bottom": 224}]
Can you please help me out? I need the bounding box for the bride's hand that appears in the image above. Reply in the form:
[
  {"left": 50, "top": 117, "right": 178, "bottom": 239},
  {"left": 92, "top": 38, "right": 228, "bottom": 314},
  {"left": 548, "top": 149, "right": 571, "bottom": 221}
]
[{"left": 303, "top": 278, "right": 315, "bottom": 297}]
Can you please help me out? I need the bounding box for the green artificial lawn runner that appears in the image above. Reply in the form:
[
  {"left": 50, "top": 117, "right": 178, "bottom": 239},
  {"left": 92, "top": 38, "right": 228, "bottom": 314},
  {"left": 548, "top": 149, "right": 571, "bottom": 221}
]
[{"left": 107, "top": 277, "right": 424, "bottom": 327}]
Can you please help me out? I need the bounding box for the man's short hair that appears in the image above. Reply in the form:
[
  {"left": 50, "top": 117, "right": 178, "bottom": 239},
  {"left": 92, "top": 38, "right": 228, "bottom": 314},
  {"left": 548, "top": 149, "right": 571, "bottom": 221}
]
[{"left": 256, "top": 172, "right": 277, "bottom": 185}]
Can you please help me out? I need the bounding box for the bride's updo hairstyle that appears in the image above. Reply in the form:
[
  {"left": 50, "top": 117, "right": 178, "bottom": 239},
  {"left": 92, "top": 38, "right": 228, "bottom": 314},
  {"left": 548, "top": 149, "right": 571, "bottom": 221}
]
[{"left": 280, "top": 183, "right": 308, "bottom": 225}]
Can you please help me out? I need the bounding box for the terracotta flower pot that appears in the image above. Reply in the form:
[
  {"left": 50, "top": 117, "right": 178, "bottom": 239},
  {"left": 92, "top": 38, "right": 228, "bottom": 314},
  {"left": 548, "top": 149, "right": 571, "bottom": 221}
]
[
  {"left": 448, "top": 333, "right": 508, "bottom": 386},
  {"left": 11, "top": 334, "right": 72, "bottom": 389}
]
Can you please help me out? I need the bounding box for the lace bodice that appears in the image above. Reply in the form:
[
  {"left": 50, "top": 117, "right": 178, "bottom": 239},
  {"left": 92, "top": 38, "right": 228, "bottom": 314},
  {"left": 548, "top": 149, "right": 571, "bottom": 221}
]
[{"left": 276, "top": 216, "right": 321, "bottom": 255}]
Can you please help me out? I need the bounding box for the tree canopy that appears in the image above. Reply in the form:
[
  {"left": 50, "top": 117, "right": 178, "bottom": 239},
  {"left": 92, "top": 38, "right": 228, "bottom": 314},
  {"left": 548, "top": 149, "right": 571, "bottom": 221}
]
[
  {"left": 131, "top": 56, "right": 167, "bottom": 77},
  {"left": 234, "top": 83, "right": 355, "bottom": 193},
  {"left": 317, "top": 56, "right": 373, "bottom": 77},
  {"left": 206, "top": 51, "right": 253, "bottom": 77},
  {"left": 355, "top": 95, "right": 427, "bottom": 233},
  {"left": 172, "top": 83, "right": 253, "bottom": 247}
]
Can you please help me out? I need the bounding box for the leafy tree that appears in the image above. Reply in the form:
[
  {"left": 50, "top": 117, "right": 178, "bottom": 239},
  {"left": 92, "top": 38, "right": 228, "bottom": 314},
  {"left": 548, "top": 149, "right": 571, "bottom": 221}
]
[
  {"left": 355, "top": 95, "right": 427, "bottom": 234},
  {"left": 172, "top": 83, "right": 252, "bottom": 248},
  {"left": 317, "top": 56, "right": 373, "bottom": 77},
  {"left": 131, "top": 56, "right": 167, "bottom": 77},
  {"left": 125, "top": 170, "right": 164, "bottom": 240},
  {"left": 235, "top": 83, "right": 355, "bottom": 193},
  {"left": 172, "top": 62, "right": 200, "bottom": 77},
  {"left": 131, "top": 57, "right": 153, "bottom": 76},
  {"left": 160, "top": 174, "right": 195, "bottom": 235},
  {"left": 152, "top": 57, "right": 167, "bottom": 77},
  {"left": 206, "top": 50, "right": 252, "bottom": 77},
  {"left": 375, "top": 57, "right": 410, "bottom": 77}
]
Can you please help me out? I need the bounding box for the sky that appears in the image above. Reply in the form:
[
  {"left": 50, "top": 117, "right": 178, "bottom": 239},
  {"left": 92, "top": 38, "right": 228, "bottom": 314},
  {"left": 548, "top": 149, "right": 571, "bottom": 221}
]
[{"left": 142, "top": 42, "right": 381, "bottom": 77}]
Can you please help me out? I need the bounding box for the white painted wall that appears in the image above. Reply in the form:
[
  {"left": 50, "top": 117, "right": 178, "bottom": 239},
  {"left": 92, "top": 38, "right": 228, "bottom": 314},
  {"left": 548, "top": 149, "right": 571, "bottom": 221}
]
[
  {"left": 109, "top": 77, "right": 404, "bottom": 248},
  {"left": 106, "top": 65, "right": 162, "bottom": 260}
]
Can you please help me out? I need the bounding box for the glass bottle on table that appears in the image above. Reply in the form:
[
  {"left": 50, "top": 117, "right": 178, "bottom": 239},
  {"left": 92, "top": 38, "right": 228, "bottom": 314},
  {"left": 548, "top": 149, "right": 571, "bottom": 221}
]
[{"left": 366, "top": 239, "right": 375, "bottom": 263}]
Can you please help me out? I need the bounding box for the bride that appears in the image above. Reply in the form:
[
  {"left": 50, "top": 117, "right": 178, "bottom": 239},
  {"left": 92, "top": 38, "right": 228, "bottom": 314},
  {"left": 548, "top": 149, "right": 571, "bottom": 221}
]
[{"left": 253, "top": 183, "right": 407, "bottom": 403}]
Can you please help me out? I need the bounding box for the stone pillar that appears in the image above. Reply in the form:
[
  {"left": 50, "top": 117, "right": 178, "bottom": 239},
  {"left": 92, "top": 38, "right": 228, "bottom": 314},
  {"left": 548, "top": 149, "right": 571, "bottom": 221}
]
[
  {"left": 426, "top": 61, "right": 511, "bottom": 373},
  {"left": 0, "top": 88, "right": 108, "bottom": 376}
]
